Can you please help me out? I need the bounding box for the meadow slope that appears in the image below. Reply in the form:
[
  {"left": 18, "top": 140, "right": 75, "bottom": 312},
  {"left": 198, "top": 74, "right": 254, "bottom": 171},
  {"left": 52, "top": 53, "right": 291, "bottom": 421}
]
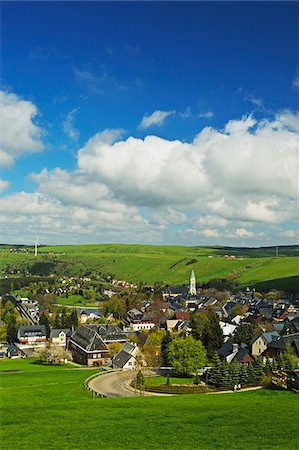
[
  {"left": 1, "top": 244, "right": 298, "bottom": 291},
  {"left": 0, "top": 358, "right": 298, "bottom": 450}
]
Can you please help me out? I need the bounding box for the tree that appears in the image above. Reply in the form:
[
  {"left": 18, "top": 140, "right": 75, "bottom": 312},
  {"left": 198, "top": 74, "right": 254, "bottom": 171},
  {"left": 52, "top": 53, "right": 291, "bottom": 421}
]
[
  {"left": 39, "top": 312, "right": 50, "bottom": 338},
  {"left": 167, "top": 335, "right": 207, "bottom": 375},
  {"left": 201, "top": 309, "right": 224, "bottom": 360},
  {"left": 207, "top": 355, "right": 222, "bottom": 387},
  {"left": 233, "top": 322, "right": 254, "bottom": 345},
  {"left": 190, "top": 311, "right": 209, "bottom": 341},
  {"left": 239, "top": 364, "right": 249, "bottom": 385},
  {"left": 108, "top": 342, "right": 122, "bottom": 358},
  {"left": 70, "top": 309, "right": 79, "bottom": 328},
  {"left": 283, "top": 344, "right": 298, "bottom": 371},
  {"left": 161, "top": 331, "right": 172, "bottom": 365},
  {"left": 142, "top": 343, "right": 161, "bottom": 368},
  {"left": 34, "top": 343, "right": 72, "bottom": 365},
  {"left": 7, "top": 315, "right": 17, "bottom": 343}
]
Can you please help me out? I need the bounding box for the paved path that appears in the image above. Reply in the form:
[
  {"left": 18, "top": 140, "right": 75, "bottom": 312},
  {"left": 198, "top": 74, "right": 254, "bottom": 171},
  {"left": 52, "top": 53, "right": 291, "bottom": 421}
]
[{"left": 89, "top": 371, "right": 137, "bottom": 397}]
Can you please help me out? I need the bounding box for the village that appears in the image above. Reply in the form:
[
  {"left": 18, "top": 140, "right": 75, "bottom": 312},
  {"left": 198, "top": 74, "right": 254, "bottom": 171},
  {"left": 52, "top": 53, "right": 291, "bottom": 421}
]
[{"left": 1, "top": 269, "right": 298, "bottom": 393}]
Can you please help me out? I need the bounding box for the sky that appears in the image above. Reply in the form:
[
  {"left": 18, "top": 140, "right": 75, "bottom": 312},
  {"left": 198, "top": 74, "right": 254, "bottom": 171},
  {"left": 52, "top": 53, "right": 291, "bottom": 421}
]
[{"left": 0, "top": 1, "right": 299, "bottom": 247}]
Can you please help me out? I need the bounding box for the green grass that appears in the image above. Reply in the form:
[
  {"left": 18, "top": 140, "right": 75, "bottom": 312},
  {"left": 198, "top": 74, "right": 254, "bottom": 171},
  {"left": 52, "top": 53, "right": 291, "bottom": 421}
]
[
  {"left": 1, "top": 358, "right": 299, "bottom": 449},
  {"left": 55, "top": 294, "right": 97, "bottom": 307},
  {"left": 1, "top": 243, "right": 299, "bottom": 291}
]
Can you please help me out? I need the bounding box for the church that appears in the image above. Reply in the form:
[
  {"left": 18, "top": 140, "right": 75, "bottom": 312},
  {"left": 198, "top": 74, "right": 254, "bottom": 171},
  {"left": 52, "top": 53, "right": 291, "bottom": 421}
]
[{"left": 189, "top": 269, "right": 197, "bottom": 295}]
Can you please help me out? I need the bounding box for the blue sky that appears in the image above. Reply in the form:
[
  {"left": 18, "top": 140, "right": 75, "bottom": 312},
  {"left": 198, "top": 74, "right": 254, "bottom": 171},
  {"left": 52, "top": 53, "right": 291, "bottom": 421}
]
[{"left": 0, "top": 1, "right": 298, "bottom": 246}]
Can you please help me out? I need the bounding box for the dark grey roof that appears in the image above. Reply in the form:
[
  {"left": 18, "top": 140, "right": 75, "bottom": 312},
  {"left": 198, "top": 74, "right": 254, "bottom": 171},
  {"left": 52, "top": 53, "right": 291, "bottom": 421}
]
[
  {"left": 267, "top": 333, "right": 299, "bottom": 354},
  {"left": 97, "top": 324, "right": 127, "bottom": 342},
  {"left": 50, "top": 328, "right": 72, "bottom": 338},
  {"left": 70, "top": 325, "right": 108, "bottom": 352},
  {"left": 218, "top": 340, "right": 236, "bottom": 358},
  {"left": 113, "top": 351, "right": 133, "bottom": 368},
  {"left": 18, "top": 325, "right": 46, "bottom": 338}
]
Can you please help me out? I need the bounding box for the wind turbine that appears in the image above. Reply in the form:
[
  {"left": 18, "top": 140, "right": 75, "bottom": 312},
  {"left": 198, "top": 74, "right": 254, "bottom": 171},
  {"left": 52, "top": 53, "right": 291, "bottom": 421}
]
[{"left": 34, "top": 236, "right": 39, "bottom": 257}]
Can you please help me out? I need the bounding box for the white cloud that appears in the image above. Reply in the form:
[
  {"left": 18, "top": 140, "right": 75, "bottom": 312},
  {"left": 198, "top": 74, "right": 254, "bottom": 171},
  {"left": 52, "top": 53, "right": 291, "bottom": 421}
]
[
  {"left": 198, "top": 111, "right": 214, "bottom": 119},
  {"left": 202, "top": 228, "right": 219, "bottom": 238},
  {"left": 282, "top": 229, "right": 299, "bottom": 238},
  {"left": 1, "top": 111, "right": 299, "bottom": 245},
  {"left": 139, "top": 110, "right": 175, "bottom": 129},
  {"left": 63, "top": 109, "right": 80, "bottom": 141},
  {"left": 234, "top": 228, "right": 253, "bottom": 238},
  {"left": 0, "top": 178, "right": 9, "bottom": 192},
  {"left": 0, "top": 90, "right": 43, "bottom": 168}
]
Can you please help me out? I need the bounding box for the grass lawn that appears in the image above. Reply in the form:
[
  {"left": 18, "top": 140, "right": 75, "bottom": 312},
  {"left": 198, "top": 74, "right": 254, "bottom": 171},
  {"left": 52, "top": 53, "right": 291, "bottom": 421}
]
[{"left": 1, "top": 358, "right": 298, "bottom": 449}]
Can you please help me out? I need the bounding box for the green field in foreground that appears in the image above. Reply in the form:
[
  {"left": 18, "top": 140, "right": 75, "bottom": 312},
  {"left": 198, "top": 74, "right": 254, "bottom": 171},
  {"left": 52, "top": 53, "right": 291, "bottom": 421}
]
[
  {"left": 1, "top": 358, "right": 298, "bottom": 449},
  {"left": 1, "top": 243, "right": 299, "bottom": 291}
]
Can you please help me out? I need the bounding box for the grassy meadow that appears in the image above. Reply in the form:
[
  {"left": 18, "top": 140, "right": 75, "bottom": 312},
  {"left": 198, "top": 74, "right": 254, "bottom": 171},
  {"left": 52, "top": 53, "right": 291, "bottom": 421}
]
[
  {"left": 1, "top": 243, "right": 299, "bottom": 291},
  {"left": 1, "top": 358, "right": 298, "bottom": 449}
]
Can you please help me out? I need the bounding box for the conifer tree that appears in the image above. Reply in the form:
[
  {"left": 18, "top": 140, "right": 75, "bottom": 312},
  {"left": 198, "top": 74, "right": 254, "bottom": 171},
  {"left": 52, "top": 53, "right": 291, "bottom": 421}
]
[
  {"left": 264, "top": 356, "right": 272, "bottom": 375},
  {"left": 253, "top": 358, "right": 264, "bottom": 384},
  {"left": 230, "top": 362, "right": 240, "bottom": 386},
  {"left": 161, "top": 331, "right": 172, "bottom": 366},
  {"left": 239, "top": 364, "right": 249, "bottom": 385},
  {"left": 248, "top": 363, "right": 255, "bottom": 385}
]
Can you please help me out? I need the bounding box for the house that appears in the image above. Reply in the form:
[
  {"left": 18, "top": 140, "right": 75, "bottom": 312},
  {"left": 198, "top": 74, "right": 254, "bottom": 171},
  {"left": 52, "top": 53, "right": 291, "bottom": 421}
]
[
  {"left": 49, "top": 328, "right": 72, "bottom": 347},
  {"left": 112, "top": 342, "right": 139, "bottom": 370},
  {"left": 6, "top": 343, "right": 27, "bottom": 359},
  {"left": 69, "top": 325, "right": 110, "bottom": 366},
  {"left": 124, "top": 309, "right": 155, "bottom": 331},
  {"left": 97, "top": 324, "right": 127, "bottom": 344},
  {"left": 77, "top": 309, "right": 102, "bottom": 324},
  {"left": 265, "top": 333, "right": 299, "bottom": 358},
  {"left": 251, "top": 331, "right": 280, "bottom": 357},
  {"left": 218, "top": 341, "right": 254, "bottom": 364},
  {"left": 17, "top": 325, "right": 47, "bottom": 347},
  {"left": 219, "top": 321, "right": 237, "bottom": 341}
]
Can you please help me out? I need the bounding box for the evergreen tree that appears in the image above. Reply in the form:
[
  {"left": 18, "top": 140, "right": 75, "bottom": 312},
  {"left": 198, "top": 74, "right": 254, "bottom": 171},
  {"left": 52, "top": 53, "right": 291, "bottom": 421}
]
[
  {"left": 220, "top": 362, "right": 231, "bottom": 387},
  {"left": 161, "top": 331, "right": 172, "bottom": 366},
  {"left": 233, "top": 322, "right": 254, "bottom": 345},
  {"left": 247, "top": 363, "right": 256, "bottom": 385},
  {"left": 7, "top": 315, "right": 17, "bottom": 343},
  {"left": 70, "top": 310, "right": 78, "bottom": 329},
  {"left": 253, "top": 358, "right": 264, "bottom": 384},
  {"left": 39, "top": 312, "right": 50, "bottom": 338},
  {"left": 201, "top": 309, "right": 224, "bottom": 361},
  {"left": 230, "top": 362, "right": 240, "bottom": 386},
  {"left": 208, "top": 355, "right": 223, "bottom": 387},
  {"left": 239, "top": 364, "right": 249, "bottom": 385}
]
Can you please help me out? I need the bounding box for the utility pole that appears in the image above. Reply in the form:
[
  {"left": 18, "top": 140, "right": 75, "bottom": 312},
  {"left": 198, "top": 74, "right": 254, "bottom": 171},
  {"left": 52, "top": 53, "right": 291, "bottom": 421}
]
[{"left": 276, "top": 246, "right": 279, "bottom": 258}]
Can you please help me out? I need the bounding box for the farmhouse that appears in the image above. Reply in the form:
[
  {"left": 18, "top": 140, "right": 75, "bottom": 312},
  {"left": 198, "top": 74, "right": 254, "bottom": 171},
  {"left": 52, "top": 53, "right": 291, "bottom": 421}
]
[
  {"left": 112, "top": 342, "right": 139, "bottom": 370},
  {"left": 69, "top": 325, "right": 110, "bottom": 366},
  {"left": 17, "top": 325, "right": 47, "bottom": 347}
]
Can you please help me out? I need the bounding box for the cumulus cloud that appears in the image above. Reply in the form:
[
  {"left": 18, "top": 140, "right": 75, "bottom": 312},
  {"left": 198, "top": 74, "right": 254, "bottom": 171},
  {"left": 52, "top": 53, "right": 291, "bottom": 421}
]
[
  {"left": 63, "top": 109, "right": 80, "bottom": 141},
  {"left": 1, "top": 111, "right": 299, "bottom": 245},
  {"left": 234, "top": 228, "right": 253, "bottom": 238},
  {"left": 0, "top": 90, "right": 43, "bottom": 168},
  {"left": 139, "top": 110, "right": 175, "bottom": 129},
  {"left": 0, "top": 178, "right": 9, "bottom": 192}
]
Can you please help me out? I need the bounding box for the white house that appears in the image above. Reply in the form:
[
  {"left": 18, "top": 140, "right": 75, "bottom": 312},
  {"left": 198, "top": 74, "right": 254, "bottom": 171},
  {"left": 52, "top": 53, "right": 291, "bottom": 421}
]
[{"left": 112, "top": 342, "right": 139, "bottom": 370}]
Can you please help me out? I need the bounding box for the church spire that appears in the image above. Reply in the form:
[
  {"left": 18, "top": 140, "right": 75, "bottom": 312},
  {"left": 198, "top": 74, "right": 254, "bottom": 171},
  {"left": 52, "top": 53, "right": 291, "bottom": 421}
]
[{"left": 189, "top": 270, "right": 196, "bottom": 295}]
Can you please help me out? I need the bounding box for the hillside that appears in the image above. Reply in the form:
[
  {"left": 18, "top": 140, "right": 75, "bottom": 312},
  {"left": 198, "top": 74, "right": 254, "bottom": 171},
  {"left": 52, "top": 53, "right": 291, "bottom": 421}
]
[
  {"left": 1, "top": 358, "right": 299, "bottom": 449},
  {"left": 1, "top": 244, "right": 299, "bottom": 292}
]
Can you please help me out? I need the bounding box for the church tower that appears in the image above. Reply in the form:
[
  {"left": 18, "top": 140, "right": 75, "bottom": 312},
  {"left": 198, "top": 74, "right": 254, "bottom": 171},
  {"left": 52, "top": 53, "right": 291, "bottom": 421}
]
[{"left": 189, "top": 269, "right": 196, "bottom": 295}]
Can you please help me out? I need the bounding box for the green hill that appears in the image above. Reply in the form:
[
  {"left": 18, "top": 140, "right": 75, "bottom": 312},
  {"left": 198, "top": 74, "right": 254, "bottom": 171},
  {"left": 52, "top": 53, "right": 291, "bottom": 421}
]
[
  {"left": 1, "top": 358, "right": 298, "bottom": 449},
  {"left": 1, "top": 244, "right": 299, "bottom": 292}
]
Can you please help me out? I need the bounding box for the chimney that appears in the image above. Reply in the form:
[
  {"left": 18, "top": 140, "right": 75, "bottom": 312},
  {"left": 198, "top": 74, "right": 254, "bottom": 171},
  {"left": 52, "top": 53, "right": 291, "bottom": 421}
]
[{"left": 232, "top": 343, "right": 238, "bottom": 353}]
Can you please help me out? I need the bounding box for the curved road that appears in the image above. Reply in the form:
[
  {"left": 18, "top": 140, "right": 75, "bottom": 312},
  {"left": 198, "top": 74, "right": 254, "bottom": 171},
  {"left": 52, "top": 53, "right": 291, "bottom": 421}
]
[{"left": 89, "top": 371, "right": 137, "bottom": 397}]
